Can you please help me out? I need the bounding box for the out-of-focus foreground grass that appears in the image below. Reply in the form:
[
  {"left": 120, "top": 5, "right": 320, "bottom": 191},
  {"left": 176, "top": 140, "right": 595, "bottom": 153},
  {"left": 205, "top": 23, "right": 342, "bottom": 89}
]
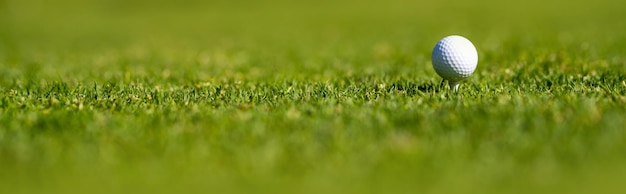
[{"left": 1, "top": 0, "right": 626, "bottom": 194}]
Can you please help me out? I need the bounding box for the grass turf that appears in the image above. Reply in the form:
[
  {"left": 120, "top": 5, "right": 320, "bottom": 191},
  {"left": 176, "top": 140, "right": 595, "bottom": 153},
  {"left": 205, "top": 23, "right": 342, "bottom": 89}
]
[{"left": 1, "top": 0, "right": 626, "bottom": 193}]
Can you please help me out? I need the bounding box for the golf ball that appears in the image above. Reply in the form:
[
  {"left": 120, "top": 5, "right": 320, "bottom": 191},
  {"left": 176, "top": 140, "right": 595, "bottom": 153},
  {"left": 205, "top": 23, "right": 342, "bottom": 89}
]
[{"left": 431, "top": 35, "right": 478, "bottom": 82}]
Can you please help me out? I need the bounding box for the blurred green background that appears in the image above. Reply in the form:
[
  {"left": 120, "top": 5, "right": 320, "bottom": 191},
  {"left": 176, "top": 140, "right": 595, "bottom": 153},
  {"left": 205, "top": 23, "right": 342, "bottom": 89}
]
[{"left": 2, "top": 0, "right": 624, "bottom": 81}]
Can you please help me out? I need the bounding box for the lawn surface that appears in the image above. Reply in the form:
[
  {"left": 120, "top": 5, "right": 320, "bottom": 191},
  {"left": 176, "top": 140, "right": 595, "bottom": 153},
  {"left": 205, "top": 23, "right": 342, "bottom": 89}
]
[{"left": 1, "top": 0, "right": 626, "bottom": 193}]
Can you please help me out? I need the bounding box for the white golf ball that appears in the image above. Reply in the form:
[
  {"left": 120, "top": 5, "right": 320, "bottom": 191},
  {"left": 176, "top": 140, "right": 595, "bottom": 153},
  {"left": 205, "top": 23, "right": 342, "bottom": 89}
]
[{"left": 431, "top": 35, "right": 478, "bottom": 82}]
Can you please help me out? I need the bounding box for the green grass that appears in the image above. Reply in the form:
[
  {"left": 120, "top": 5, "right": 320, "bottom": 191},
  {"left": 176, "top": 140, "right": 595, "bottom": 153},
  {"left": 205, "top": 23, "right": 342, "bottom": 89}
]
[{"left": 1, "top": 0, "right": 626, "bottom": 193}]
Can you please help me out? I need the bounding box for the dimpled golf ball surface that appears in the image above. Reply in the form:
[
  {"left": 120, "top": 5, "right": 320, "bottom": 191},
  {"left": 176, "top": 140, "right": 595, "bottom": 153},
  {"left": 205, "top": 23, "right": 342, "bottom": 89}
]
[{"left": 431, "top": 35, "right": 478, "bottom": 82}]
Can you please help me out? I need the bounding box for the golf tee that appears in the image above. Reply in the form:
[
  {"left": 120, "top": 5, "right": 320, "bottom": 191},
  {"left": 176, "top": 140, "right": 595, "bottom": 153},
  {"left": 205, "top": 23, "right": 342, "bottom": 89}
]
[{"left": 449, "top": 81, "right": 459, "bottom": 92}]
